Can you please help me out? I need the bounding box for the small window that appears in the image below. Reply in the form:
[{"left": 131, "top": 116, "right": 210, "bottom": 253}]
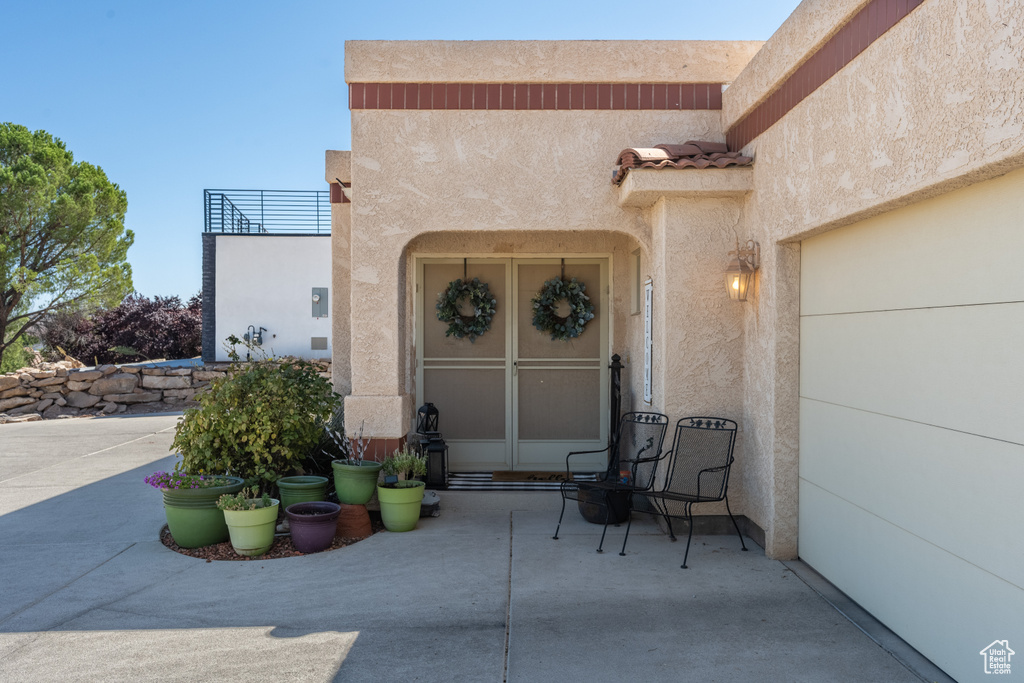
[{"left": 630, "top": 249, "right": 642, "bottom": 314}]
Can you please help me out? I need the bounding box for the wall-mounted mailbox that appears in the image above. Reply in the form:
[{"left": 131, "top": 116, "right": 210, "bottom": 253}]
[{"left": 312, "top": 287, "right": 328, "bottom": 318}]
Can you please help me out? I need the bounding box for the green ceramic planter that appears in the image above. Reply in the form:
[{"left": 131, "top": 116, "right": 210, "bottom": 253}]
[
  {"left": 332, "top": 460, "right": 384, "bottom": 505},
  {"left": 277, "top": 475, "right": 329, "bottom": 510},
  {"left": 223, "top": 499, "right": 280, "bottom": 557},
  {"left": 162, "top": 476, "right": 245, "bottom": 549},
  {"left": 377, "top": 481, "right": 426, "bottom": 532}
]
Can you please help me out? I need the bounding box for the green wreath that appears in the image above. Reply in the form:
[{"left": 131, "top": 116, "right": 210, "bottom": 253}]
[
  {"left": 531, "top": 277, "right": 595, "bottom": 341},
  {"left": 435, "top": 278, "right": 497, "bottom": 342}
]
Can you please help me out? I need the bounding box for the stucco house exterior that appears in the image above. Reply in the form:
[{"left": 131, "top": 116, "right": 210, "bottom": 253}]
[{"left": 326, "top": 0, "right": 1022, "bottom": 679}]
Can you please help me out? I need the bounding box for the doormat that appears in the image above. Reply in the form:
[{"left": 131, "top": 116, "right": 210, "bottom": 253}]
[
  {"left": 447, "top": 472, "right": 598, "bottom": 491},
  {"left": 491, "top": 471, "right": 572, "bottom": 483}
]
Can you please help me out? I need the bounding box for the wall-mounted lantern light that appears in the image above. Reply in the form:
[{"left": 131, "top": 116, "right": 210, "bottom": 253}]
[{"left": 724, "top": 240, "right": 760, "bottom": 301}]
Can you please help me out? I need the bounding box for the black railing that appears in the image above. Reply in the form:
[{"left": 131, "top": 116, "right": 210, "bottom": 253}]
[{"left": 203, "top": 189, "right": 331, "bottom": 234}]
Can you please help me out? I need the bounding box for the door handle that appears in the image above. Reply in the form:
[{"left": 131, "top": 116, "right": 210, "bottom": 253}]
[{"left": 513, "top": 360, "right": 518, "bottom": 377}]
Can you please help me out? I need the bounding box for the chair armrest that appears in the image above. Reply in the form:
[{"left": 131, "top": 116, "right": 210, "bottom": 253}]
[{"left": 565, "top": 446, "right": 611, "bottom": 472}]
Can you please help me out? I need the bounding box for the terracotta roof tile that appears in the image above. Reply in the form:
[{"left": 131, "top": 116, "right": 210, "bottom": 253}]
[{"left": 613, "top": 140, "right": 752, "bottom": 185}]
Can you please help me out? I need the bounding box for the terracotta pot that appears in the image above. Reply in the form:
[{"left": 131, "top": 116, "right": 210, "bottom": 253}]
[{"left": 335, "top": 503, "right": 372, "bottom": 540}]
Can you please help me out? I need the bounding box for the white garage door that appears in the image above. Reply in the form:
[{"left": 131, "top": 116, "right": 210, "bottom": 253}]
[{"left": 799, "top": 168, "right": 1024, "bottom": 682}]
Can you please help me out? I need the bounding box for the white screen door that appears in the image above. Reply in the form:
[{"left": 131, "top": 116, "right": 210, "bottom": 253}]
[{"left": 417, "top": 257, "right": 608, "bottom": 471}]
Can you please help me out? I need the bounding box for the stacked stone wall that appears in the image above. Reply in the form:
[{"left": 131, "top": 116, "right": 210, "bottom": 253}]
[{"left": 0, "top": 360, "right": 332, "bottom": 423}]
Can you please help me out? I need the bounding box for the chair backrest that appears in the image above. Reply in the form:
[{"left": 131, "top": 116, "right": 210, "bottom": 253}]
[
  {"left": 612, "top": 412, "right": 669, "bottom": 490},
  {"left": 661, "top": 417, "right": 738, "bottom": 501}
]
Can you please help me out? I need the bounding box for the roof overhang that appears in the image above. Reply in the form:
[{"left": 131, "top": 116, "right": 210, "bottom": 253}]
[{"left": 617, "top": 167, "right": 753, "bottom": 208}]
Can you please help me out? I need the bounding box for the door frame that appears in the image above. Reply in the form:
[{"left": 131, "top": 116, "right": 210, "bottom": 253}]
[{"left": 414, "top": 253, "right": 613, "bottom": 471}]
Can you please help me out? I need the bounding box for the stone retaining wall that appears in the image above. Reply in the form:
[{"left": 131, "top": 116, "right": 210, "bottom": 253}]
[{"left": 0, "top": 360, "right": 332, "bottom": 423}]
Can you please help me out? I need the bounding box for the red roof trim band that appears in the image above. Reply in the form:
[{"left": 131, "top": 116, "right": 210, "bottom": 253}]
[
  {"left": 726, "top": 0, "right": 927, "bottom": 151},
  {"left": 349, "top": 83, "right": 724, "bottom": 111}
]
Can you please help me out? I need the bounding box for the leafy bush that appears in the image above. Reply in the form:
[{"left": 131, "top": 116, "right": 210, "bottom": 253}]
[
  {"left": 301, "top": 408, "right": 350, "bottom": 479},
  {"left": 40, "top": 293, "right": 201, "bottom": 364},
  {"left": 0, "top": 334, "right": 38, "bottom": 374},
  {"left": 39, "top": 308, "right": 104, "bottom": 363},
  {"left": 171, "top": 343, "right": 341, "bottom": 487}
]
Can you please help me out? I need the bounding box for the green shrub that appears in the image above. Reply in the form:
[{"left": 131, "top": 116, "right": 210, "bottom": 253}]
[
  {"left": 0, "top": 344, "right": 30, "bottom": 374},
  {"left": 381, "top": 445, "right": 427, "bottom": 481},
  {"left": 171, "top": 340, "right": 341, "bottom": 487}
]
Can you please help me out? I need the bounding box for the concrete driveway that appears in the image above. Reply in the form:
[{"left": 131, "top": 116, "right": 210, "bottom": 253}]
[{"left": 0, "top": 415, "right": 946, "bottom": 682}]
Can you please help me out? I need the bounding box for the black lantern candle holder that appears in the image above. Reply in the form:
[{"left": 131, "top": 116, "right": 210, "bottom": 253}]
[{"left": 416, "top": 402, "right": 448, "bottom": 490}]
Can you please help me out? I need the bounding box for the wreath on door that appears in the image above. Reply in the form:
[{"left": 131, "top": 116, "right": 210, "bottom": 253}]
[
  {"left": 531, "top": 277, "right": 595, "bottom": 341},
  {"left": 436, "top": 278, "right": 497, "bottom": 342}
]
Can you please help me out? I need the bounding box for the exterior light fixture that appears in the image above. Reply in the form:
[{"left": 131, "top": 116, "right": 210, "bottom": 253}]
[{"left": 724, "top": 240, "right": 759, "bottom": 301}]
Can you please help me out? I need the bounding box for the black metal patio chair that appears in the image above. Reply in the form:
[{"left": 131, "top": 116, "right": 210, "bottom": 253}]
[
  {"left": 620, "top": 417, "right": 747, "bottom": 568},
  {"left": 552, "top": 411, "right": 669, "bottom": 552}
]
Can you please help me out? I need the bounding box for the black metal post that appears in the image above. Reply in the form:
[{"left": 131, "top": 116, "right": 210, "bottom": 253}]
[{"left": 609, "top": 353, "right": 622, "bottom": 447}]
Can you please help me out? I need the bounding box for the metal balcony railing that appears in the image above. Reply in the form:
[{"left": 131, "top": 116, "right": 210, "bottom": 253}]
[{"left": 203, "top": 189, "right": 331, "bottom": 234}]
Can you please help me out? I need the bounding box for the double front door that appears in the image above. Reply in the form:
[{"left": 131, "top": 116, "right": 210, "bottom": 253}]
[{"left": 416, "top": 258, "right": 609, "bottom": 472}]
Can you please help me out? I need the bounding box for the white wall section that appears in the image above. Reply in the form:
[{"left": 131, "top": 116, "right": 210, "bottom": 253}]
[{"left": 213, "top": 235, "right": 332, "bottom": 362}]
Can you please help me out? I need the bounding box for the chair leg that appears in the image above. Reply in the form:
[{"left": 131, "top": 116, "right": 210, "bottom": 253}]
[
  {"left": 553, "top": 494, "right": 567, "bottom": 540},
  {"left": 725, "top": 496, "right": 748, "bottom": 551},
  {"left": 618, "top": 512, "right": 634, "bottom": 556},
  {"left": 654, "top": 499, "right": 676, "bottom": 541},
  {"left": 596, "top": 494, "right": 612, "bottom": 553},
  {"left": 681, "top": 503, "right": 694, "bottom": 569}
]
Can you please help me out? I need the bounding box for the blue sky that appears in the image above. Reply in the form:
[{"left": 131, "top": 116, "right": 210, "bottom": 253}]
[{"left": 2, "top": 1, "right": 800, "bottom": 301}]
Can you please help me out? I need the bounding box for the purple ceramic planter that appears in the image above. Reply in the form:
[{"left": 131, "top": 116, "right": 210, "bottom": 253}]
[{"left": 285, "top": 501, "right": 341, "bottom": 553}]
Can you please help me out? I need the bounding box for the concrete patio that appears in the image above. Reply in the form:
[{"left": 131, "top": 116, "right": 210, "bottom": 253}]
[{"left": 0, "top": 415, "right": 948, "bottom": 681}]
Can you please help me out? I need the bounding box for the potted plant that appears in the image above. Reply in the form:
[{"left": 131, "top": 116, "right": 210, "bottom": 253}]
[
  {"left": 330, "top": 422, "right": 383, "bottom": 505},
  {"left": 145, "top": 471, "right": 244, "bottom": 549},
  {"left": 377, "top": 445, "right": 427, "bottom": 532},
  {"left": 276, "top": 475, "right": 330, "bottom": 510},
  {"left": 285, "top": 501, "right": 341, "bottom": 553},
  {"left": 217, "top": 487, "right": 280, "bottom": 557},
  {"left": 171, "top": 337, "right": 341, "bottom": 491}
]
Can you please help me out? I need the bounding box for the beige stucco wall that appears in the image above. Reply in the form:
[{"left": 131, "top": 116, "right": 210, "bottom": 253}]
[
  {"left": 337, "top": 40, "right": 767, "bottom": 536},
  {"left": 737, "top": 0, "right": 1024, "bottom": 242},
  {"left": 326, "top": 151, "right": 352, "bottom": 397},
  {"left": 343, "top": 103, "right": 733, "bottom": 438},
  {"left": 346, "top": 40, "right": 763, "bottom": 84},
  {"left": 726, "top": 0, "right": 1024, "bottom": 559},
  {"left": 332, "top": 14, "right": 1024, "bottom": 564},
  {"left": 721, "top": 0, "right": 870, "bottom": 128}
]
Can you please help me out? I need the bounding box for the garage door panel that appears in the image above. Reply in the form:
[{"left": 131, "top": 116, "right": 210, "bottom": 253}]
[
  {"left": 801, "top": 304, "right": 1024, "bottom": 445},
  {"left": 801, "top": 167, "right": 1024, "bottom": 316},
  {"left": 799, "top": 481, "right": 1024, "bottom": 683},
  {"left": 800, "top": 398, "right": 1024, "bottom": 589}
]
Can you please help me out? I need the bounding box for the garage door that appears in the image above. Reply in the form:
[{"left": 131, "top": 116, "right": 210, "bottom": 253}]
[{"left": 799, "top": 168, "right": 1024, "bottom": 682}]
